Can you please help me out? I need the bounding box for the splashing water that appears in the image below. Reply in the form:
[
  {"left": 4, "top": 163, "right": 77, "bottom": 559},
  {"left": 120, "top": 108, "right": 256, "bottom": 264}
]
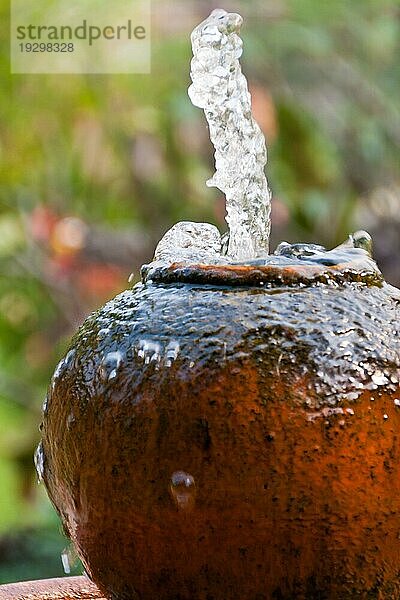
[
  {"left": 34, "top": 442, "right": 45, "bottom": 483},
  {"left": 188, "top": 9, "right": 271, "bottom": 260},
  {"left": 147, "top": 14, "right": 381, "bottom": 276},
  {"left": 143, "top": 228, "right": 383, "bottom": 288},
  {"left": 154, "top": 222, "right": 222, "bottom": 265},
  {"left": 99, "top": 351, "right": 124, "bottom": 382}
]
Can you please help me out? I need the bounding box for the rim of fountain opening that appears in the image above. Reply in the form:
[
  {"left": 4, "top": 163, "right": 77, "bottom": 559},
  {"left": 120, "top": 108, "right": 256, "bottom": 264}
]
[{"left": 141, "top": 254, "right": 384, "bottom": 289}]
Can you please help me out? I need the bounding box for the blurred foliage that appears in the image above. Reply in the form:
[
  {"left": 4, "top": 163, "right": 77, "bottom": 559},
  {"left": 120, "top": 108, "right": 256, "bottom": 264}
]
[{"left": 0, "top": 0, "right": 399, "bottom": 584}]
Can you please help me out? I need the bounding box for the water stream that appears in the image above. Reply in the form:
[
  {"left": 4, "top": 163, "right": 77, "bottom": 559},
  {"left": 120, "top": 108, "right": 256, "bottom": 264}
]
[{"left": 188, "top": 9, "right": 271, "bottom": 260}]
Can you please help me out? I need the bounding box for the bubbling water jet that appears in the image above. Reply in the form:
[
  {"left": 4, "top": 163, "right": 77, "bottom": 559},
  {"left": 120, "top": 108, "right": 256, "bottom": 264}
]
[{"left": 188, "top": 8, "right": 271, "bottom": 260}]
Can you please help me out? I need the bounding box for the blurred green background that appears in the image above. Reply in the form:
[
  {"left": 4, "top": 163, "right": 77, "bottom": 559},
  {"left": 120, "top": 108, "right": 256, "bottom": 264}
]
[{"left": 0, "top": 0, "right": 399, "bottom": 584}]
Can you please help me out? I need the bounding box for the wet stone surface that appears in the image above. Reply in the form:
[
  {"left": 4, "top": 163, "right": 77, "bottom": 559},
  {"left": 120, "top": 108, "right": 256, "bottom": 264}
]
[
  {"left": 40, "top": 271, "right": 400, "bottom": 600},
  {"left": 144, "top": 229, "right": 384, "bottom": 287},
  {"left": 57, "top": 275, "right": 399, "bottom": 410}
]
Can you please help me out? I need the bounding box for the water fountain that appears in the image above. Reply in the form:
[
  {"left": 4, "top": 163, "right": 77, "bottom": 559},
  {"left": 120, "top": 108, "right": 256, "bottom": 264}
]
[{"left": 29, "top": 9, "right": 400, "bottom": 600}]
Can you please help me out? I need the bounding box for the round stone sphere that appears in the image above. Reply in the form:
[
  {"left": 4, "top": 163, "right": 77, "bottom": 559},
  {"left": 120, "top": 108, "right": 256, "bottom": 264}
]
[{"left": 40, "top": 261, "right": 400, "bottom": 600}]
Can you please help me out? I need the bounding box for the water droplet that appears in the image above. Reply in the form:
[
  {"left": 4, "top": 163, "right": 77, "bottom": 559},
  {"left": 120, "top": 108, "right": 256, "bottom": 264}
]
[
  {"left": 42, "top": 394, "right": 49, "bottom": 414},
  {"left": 394, "top": 399, "right": 400, "bottom": 407},
  {"left": 384, "top": 414, "right": 389, "bottom": 420},
  {"left": 97, "top": 327, "right": 110, "bottom": 339},
  {"left": 345, "top": 392, "right": 360, "bottom": 401},
  {"left": 170, "top": 471, "right": 196, "bottom": 511},
  {"left": 61, "top": 543, "right": 79, "bottom": 574},
  {"left": 351, "top": 230, "right": 373, "bottom": 256},
  {"left": 52, "top": 360, "right": 65, "bottom": 382},
  {"left": 136, "top": 340, "right": 162, "bottom": 366},
  {"left": 165, "top": 341, "right": 180, "bottom": 367},
  {"left": 51, "top": 349, "right": 76, "bottom": 390},
  {"left": 371, "top": 371, "right": 389, "bottom": 386},
  {"left": 99, "top": 351, "right": 124, "bottom": 382},
  {"left": 34, "top": 442, "right": 45, "bottom": 483},
  {"left": 307, "top": 407, "right": 344, "bottom": 422},
  {"left": 64, "top": 349, "right": 76, "bottom": 367}
]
